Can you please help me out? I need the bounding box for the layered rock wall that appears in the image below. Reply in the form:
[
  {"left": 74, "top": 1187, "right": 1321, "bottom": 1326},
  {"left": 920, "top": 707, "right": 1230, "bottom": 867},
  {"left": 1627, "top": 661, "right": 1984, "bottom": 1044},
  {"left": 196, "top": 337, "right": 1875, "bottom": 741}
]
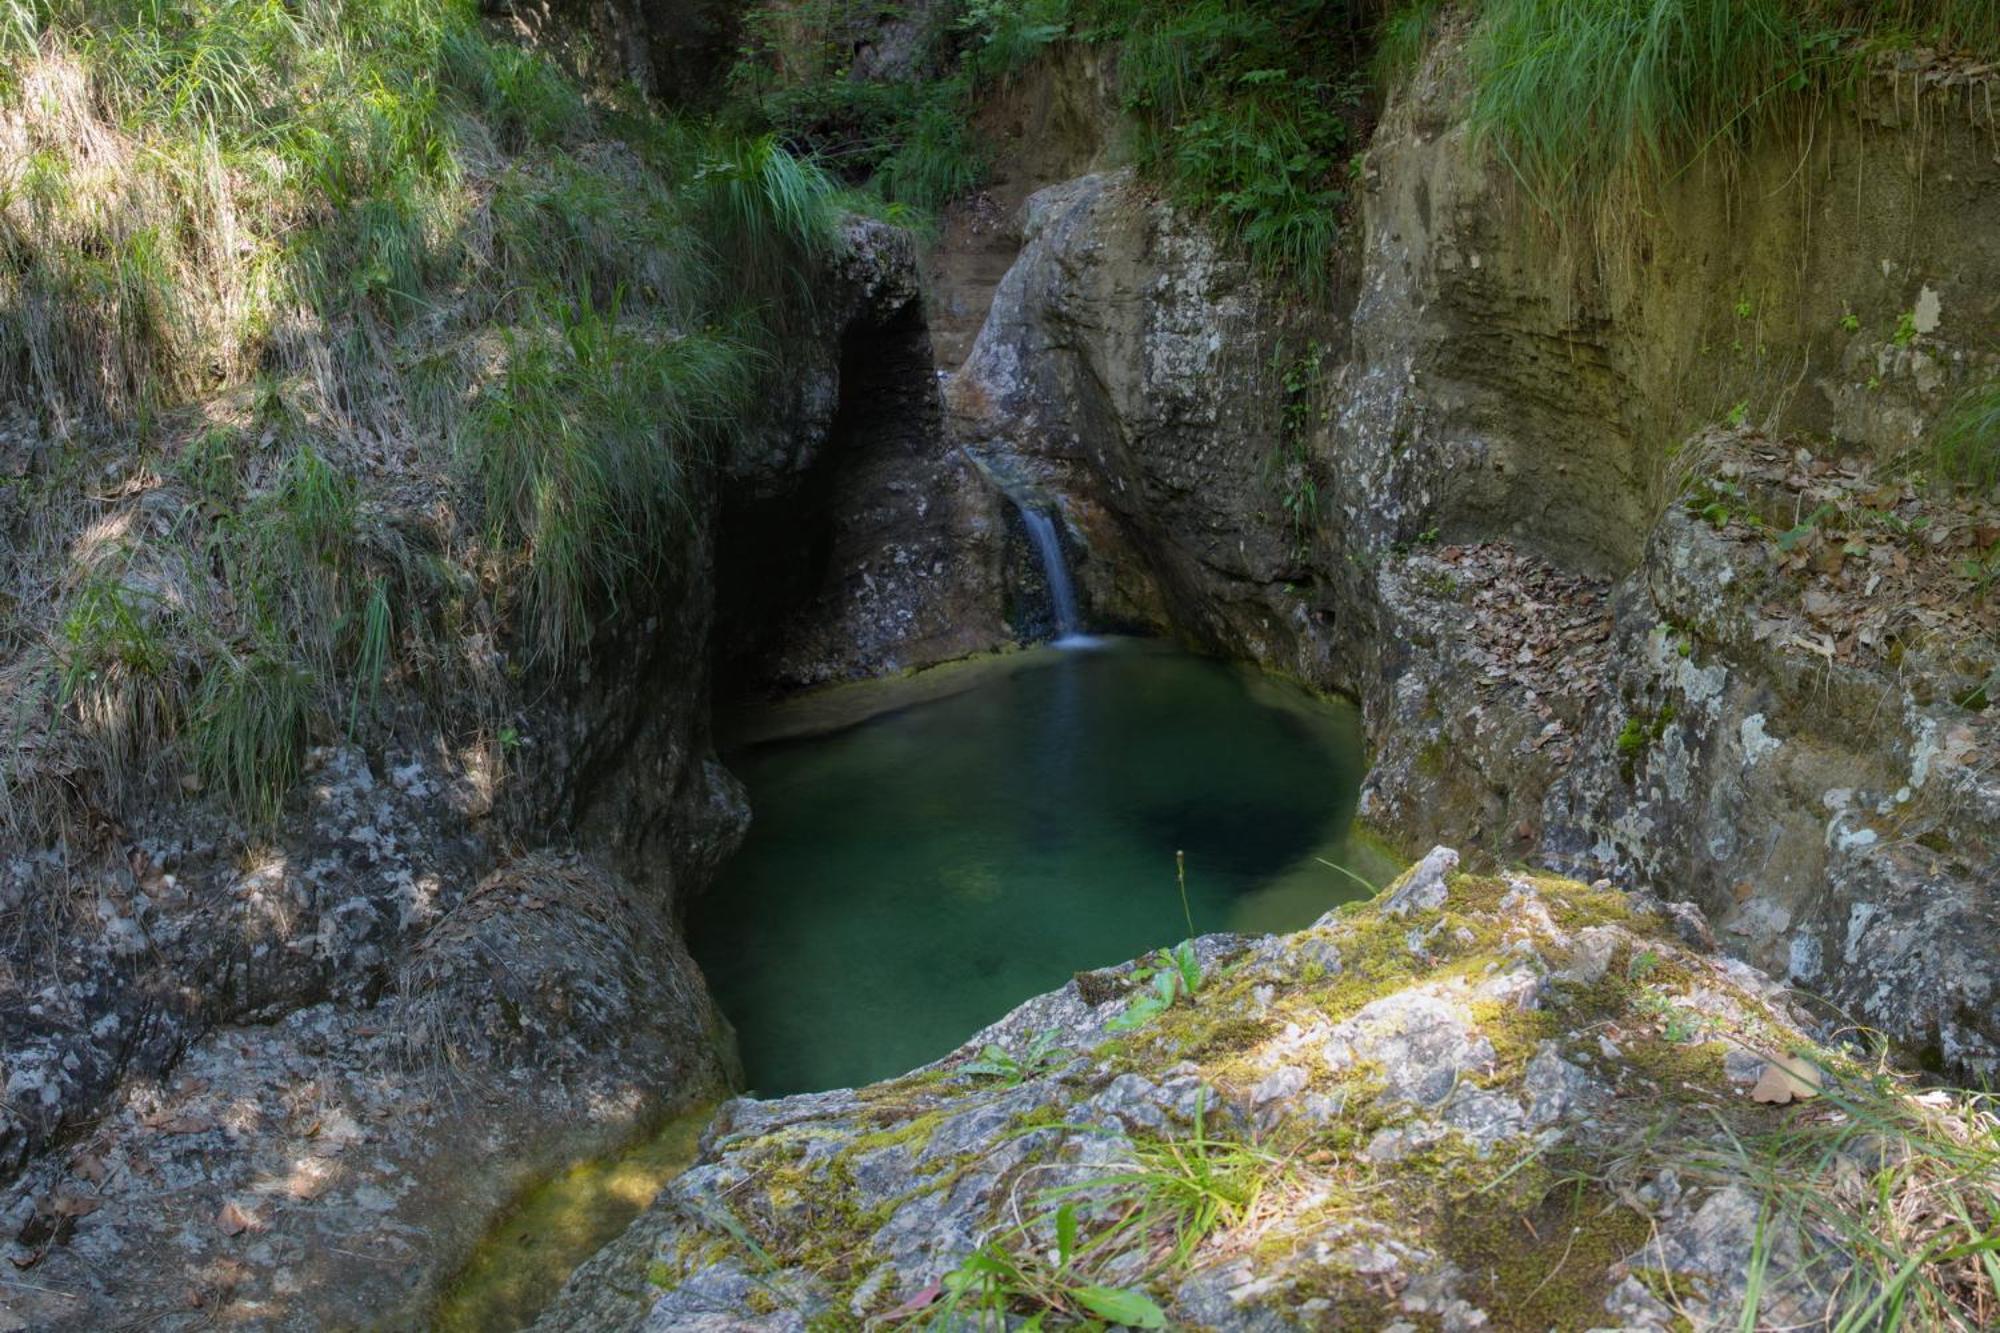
[{"left": 943, "top": 37, "right": 2000, "bottom": 1069}]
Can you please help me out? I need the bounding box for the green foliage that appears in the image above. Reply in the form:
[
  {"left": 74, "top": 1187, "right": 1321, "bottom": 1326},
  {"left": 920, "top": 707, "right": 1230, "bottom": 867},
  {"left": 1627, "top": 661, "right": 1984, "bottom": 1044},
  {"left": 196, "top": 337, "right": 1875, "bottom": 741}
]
[
  {"left": 1374, "top": 0, "right": 1445, "bottom": 77},
  {"left": 467, "top": 296, "right": 753, "bottom": 662},
  {"left": 1665, "top": 1058, "right": 2000, "bottom": 1331},
  {"left": 1268, "top": 340, "right": 1328, "bottom": 554},
  {"left": 961, "top": 1027, "right": 1066, "bottom": 1085},
  {"left": 3, "top": 0, "right": 849, "bottom": 823},
  {"left": 60, "top": 578, "right": 173, "bottom": 697},
  {"left": 729, "top": 0, "right": 1368, "bottom": 282},
  {"left": 938, "top": 1090, "right": 1280, "bottom": 1326},
  {"left": 348, "top": 577, "right": 393, "bottom": 732},
  {"left": 682, "top": 128, "right": 842, "bottom": 318},
  {"left": 871, "top": 83, "right": 984, "bottom": 210},
  {"left": 1460, "top": 0, "right": 2000, "bottom": 219},
  {"left": 725, "top": 1, "right": 1018, "bottom": 213},
  {"left": 1109, "top": 941, "right": 1205, "bottom": 1030},
  {"left": 1099, "top": 0, "right": 1367, "bottom": 290}
]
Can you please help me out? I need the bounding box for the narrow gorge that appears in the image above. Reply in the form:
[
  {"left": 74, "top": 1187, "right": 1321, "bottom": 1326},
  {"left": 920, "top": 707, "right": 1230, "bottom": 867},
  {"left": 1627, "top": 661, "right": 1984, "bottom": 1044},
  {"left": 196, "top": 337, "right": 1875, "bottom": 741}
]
[{"left": 0, "top": 2, "right": 1995, "bottom": 1330}]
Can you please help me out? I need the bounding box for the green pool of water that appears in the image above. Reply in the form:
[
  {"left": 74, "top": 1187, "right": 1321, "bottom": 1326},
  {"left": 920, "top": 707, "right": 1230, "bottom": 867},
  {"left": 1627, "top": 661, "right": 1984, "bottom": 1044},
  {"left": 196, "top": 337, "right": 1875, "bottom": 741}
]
[{"left": 691, "top": 638, "right": 1386, "bottom": 1096}]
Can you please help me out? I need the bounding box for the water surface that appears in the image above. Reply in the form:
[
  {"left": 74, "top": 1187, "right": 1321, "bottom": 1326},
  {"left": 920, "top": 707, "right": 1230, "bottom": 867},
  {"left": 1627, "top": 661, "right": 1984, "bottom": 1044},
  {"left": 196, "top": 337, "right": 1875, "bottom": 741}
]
[{"left": 692, "top": 639, "right": 1385, "bottom": 1096}]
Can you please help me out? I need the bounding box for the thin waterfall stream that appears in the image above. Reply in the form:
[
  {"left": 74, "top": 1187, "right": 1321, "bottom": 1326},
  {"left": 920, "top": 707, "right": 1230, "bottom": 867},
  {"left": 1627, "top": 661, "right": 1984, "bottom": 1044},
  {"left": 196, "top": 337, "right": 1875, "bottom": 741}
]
[{"left": 1018, "top": 503, "right": 1085, "bottom": 641}]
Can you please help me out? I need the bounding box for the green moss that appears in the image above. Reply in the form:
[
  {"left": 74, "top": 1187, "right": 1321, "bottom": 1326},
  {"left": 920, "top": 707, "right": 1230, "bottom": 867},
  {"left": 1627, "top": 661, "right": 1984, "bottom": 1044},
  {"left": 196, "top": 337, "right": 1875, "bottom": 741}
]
[
  {"left": 1431, "top": 1175, "right": 1653, "bottom": 1331},
  {"left": 431, "top": 1103, "right": 715, "bottom": 1332},
  {"left": 1622, "top": 1036, "right": 1729, "bottom": 1092},
  {"left": 844, "top": 1106, "right": 952, "bottom": 1160}
]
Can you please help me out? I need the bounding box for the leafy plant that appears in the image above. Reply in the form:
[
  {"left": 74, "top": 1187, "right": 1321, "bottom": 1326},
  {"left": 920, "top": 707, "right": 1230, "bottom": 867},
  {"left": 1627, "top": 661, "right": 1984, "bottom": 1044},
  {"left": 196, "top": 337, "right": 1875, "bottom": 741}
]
[
  {"left": 936, "top": 1091, "right": 1281, "bottom": 1328},
  {"left": 939, "top": 1200, "right": 1168, "bottom": 1328},
  {"left": 1110, "top": 941, "right": 1204, "bottom": 1031},
  {"left": 962, "top": 1027, "right": 1066, "bottom": 1086},
  {"left": 1106, "top": 0, "right": 1365, "bottom": 291}
]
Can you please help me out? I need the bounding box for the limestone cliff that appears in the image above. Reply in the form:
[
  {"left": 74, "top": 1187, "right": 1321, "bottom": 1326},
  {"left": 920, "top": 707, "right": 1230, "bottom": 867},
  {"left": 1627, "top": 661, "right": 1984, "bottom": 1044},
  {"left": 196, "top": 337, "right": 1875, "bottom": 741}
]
[{"left": 943, "top": 32, "right": 2000, "bottom": 1073}]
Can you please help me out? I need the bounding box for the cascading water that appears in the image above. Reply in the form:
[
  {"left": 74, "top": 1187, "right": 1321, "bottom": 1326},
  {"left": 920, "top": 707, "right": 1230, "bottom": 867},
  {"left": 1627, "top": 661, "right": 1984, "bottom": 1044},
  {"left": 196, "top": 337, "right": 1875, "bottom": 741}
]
[{"left": 1017, "top": 502, "right": 1085, "bottom": 642}]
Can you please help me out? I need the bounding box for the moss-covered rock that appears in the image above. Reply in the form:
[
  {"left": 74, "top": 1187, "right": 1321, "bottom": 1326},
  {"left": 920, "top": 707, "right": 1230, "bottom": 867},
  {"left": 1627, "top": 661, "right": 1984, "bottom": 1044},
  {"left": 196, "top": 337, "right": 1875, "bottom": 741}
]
[{"left": 535, "top": 853, "right": 1895, "bottom": 1331}]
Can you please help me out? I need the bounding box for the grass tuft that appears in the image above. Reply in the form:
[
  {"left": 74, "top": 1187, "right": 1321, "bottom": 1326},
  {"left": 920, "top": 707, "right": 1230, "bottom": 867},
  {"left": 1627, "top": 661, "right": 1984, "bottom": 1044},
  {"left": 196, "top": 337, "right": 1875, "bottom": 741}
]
[
  {"left": 1931, "top": 380, "right": 2000, "bottom": 494},
  {"left": 189, "top": 644, "right": 313, "bottom": 827}
]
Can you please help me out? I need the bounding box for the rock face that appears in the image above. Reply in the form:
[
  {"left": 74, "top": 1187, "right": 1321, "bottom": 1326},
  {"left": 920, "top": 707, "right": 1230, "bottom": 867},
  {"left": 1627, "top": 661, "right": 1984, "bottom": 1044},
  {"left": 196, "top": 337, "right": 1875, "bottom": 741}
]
[
  {"left": 536, "top": 857, "right": 1899, "bottom": 1331},
  {"left": 715, "top": 221, "right": 1013, "bottom": 692},
  {"left": 946, "top": 38, "right": 2000, "bottom": 1071},
  {"left": 948, "top": 169, "right": 1333, "bottom": 661},
  {"left": 0, "top": 223, "right": 985, "bottom": 1326}
]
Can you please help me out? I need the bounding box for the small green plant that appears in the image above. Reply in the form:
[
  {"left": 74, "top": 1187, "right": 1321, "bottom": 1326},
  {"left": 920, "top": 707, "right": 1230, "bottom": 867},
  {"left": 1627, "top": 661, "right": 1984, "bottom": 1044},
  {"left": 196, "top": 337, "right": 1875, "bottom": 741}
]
[
  {"left": 1734, "top": 295, "right": 1754, "bottom": 320},
  {"left": 937, "top": 1091, "right": 1282, "bottom": 1328},
  {"left": 1775, "top": 503, "right": 1838, "bottom": 553},
  {"left": 346, "top": 577, "right": 392, "bottom": 734},
  {"left": 1110, "top": 942, "right": 1204, "bottom": 1031},
  {"left": 1838, "top": 308, "right": 1861, "bottom": 334},
  {"left": 940, "top": 1200, "right": 1167, "bottom": 1328},
  {"left": 962, "top": 1027, "right": 1065, "bottom": 1086},
  {"left": 1686, "top": 476, "right": 1751, "bottom": 528},
  {"left": 60, "top": 579, "right": 174, "bottom": 696},
  {"left": 1616, "top": 703, "right": 1677, "bottom": 778},
  {"left": 1634, "top": 987, "right": 1703, "bottom": 1043},
  {"left": 1627, "top": 949, "right": 1662, "bottom": 982},
  {"left": 1728, "top": 400, "right": 1750, "bottom": 428},
  {"left": 1893, "top": 309, "right": 1920, "bottom": 347},
  {"left": 1961, "top": 543, "right": 2000, "bottom": 606},
  {"left": 1267, "top": 342, "right": 1329, "bottom": 555},
  {"left": 176, "top": 425, "right": 245, "bottom": 503}
]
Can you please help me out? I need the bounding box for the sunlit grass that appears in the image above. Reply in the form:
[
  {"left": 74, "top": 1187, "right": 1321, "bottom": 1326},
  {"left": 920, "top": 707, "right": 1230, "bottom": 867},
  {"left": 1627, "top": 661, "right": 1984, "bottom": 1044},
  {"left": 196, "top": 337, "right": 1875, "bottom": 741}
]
[{"left": 0, "top": 0, "right": 848, "bottom": 826}]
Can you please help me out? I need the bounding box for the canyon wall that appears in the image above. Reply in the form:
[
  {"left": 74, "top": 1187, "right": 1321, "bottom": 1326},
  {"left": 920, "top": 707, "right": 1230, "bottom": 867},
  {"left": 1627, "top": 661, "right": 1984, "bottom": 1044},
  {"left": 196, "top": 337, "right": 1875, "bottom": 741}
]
[
  {"left": 945, "top": 33, "right": 2000, "bottom": 1071},
  {"left": 0, "top": 221, "right": 993, "bottom": 1326}
]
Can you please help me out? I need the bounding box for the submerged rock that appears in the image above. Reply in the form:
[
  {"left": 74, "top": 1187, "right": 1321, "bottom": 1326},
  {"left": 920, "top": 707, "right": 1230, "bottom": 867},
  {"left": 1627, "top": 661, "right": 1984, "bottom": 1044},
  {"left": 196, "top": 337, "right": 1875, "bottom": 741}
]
[{"left": 536, "top": 855, "right": 1949, "bottom": 1332}]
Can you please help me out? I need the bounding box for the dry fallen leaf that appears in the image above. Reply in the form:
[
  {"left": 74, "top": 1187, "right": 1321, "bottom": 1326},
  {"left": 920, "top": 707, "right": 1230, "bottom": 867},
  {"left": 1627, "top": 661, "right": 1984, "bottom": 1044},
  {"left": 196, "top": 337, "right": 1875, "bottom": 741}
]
[
  {"left": 143, "top": 1112, "right": 216, "bottom": 1136},
  {"left": 51, "top": 1191, "right": 100, "bottom": 1219},
  {"left": 216, "top": 1201, "right": 254, "bottom": 1236},
  {"left": 1751, "top": 1056, "right": 1823, "bottom": 1104}
]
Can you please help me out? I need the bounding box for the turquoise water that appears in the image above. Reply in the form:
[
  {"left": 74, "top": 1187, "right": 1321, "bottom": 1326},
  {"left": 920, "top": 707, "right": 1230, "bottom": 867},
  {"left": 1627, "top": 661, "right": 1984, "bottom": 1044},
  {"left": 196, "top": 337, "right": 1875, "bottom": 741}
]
[{"left": 690, "top": 639, "right": 1384, "bottom": 1096}]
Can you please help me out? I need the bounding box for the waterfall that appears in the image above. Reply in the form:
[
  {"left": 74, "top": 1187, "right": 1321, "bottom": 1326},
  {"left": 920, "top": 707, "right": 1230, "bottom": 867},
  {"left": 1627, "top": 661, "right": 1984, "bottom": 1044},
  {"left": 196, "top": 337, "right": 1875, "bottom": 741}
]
[{"left": 1018, "top": 504, "right": 1085, "bottom": 642}]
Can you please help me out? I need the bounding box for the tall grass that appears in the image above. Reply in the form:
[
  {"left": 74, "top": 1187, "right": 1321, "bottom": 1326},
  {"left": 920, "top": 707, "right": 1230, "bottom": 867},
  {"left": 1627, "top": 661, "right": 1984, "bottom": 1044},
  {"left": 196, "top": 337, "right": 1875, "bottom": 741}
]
[
  {"left": 467, "top": 299, "right": 754, "bottom": 663},
  {"left": 1456, "top": 0, "right": 2000, "bottom": 217},
  {"left": 1662, "top": 1060, "right": 2000, "bottom": 1329}
]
